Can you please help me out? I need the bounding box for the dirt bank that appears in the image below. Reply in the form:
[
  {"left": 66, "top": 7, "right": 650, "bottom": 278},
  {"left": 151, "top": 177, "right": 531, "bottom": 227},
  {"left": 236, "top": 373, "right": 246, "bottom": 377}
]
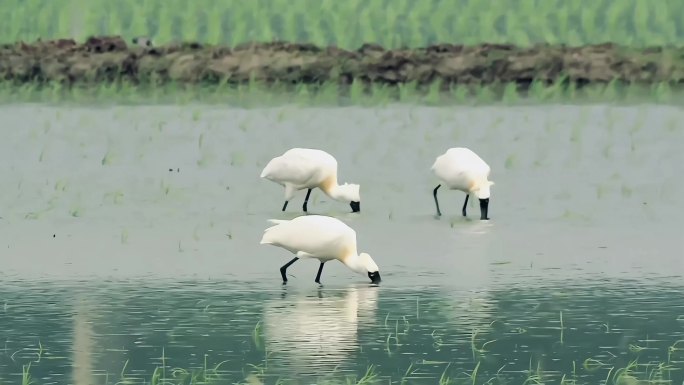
[{"left": 1, "top": 36, "right": 683, "bottom": 90}]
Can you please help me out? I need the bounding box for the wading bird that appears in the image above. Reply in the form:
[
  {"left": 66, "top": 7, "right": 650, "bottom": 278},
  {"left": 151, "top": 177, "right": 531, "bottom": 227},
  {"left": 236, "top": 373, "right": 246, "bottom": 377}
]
[
  {"left": 260, "top": 148, "right": 361, "bottom": 213},
  {"left": 431, "top": 147, "right": 494, "bottom": 220},
  {"left": 259, "top": 215, "right": 381, "bottom": 285}
]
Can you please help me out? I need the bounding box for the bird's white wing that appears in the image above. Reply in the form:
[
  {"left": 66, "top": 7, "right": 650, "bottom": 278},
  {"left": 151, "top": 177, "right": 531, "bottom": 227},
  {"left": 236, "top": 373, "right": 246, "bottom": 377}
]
[
  {"left": 434, "top": 149, "right": 490, "bottom": 186},
  {"left": 260, "top": 216, "right": 356, "bottom": 259},
  {"left": 446, "top": 148, "right": 490, "bottom": 174},
  {"left": 260, "top": 153, "right": 321, "bottom": 186}
]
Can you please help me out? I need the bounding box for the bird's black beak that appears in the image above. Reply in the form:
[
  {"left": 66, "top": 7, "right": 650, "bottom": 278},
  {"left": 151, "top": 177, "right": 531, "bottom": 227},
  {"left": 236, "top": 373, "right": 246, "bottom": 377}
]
[
  {"left": 350, "top": 201, "right": 360, "bottom": 213},
  {"left": 368, "top": 271, "right": 381, "bottom": 284},
  {"left": 479, "top": 198, "right": 490, "bottom": 220}
]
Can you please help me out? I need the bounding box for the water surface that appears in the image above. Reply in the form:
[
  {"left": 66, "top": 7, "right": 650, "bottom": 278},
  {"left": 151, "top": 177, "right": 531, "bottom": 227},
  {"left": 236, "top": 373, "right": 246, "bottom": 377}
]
[{"left": 0, "top": 103, "right": 682, "bottom": 384}]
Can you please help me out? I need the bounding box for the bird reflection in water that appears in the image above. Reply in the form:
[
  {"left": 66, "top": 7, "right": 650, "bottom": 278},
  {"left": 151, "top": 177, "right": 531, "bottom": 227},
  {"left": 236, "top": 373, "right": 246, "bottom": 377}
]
[
  {"left": 71, "top": 296, "right": 96, "bottom": 385},
  {"left": 261, "top": 285, "right": 379, "bottom": 376}
]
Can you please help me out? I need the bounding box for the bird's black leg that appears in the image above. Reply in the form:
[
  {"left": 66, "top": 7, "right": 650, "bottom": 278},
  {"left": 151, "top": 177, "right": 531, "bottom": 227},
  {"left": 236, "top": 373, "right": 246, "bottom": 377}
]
[
  {"left": 479, "top": 198, "right": 490, "bottom": 220},
  {"left": 302, "top": 188, "right": 313, "bottom": 212},
  {"left": 280, "top": 257, "right": 299, "bottom": 283},
  {"left": 315, "top": 262, "right": 325, "bottom": 284},
  {"left": 433, "top": 184, "right": 442, "bottom": 216},
  {"left": 462, "top": 194, "right": 469, "bottom": 217},
  {"left": 282, "top": 201, "right": 289, "bottom": 211}
]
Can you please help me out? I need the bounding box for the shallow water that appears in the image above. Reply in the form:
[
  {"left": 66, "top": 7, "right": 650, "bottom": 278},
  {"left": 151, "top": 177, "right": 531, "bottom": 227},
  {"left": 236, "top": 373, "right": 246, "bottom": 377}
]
[{"left": 0, "top": 103, "right": 682, "bottom": 384}]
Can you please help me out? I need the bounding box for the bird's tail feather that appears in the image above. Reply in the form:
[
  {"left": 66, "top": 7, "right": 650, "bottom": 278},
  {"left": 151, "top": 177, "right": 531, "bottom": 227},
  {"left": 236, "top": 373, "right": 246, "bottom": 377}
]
[
  {"left": 266, "top": 219, "right": 287, "bottom": 225},
  {"left": 260, "top": 219, "right": 289, "bottom": 245}
]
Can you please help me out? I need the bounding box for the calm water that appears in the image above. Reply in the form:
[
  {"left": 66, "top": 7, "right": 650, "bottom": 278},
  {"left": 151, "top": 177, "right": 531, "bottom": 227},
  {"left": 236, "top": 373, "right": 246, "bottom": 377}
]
[{"left": 0, "top": 103, "right": 683, "bottom": 384}]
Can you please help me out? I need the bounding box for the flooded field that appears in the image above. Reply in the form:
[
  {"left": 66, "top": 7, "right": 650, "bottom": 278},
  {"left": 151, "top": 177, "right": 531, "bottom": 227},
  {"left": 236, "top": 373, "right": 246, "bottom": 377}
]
[{"left": 1, "top": 103, "right": 683, "bottom": 384}]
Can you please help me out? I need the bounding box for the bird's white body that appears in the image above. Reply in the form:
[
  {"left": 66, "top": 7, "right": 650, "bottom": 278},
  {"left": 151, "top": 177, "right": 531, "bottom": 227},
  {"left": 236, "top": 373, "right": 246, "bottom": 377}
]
[
  {"left": 260, "top": 215, "right": 379, "bottom": 280},
  {"left": 432, "top": 147, "right": 493, "bottom": 199},
  {"left": 260, "top": 148, "right": 360, "bottom": 205}
]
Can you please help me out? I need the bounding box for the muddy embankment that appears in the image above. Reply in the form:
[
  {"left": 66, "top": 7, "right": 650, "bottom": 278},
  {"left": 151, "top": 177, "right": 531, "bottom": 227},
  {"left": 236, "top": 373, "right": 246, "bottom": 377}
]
[{"left": 1, "top": 35, "right": 684, "bottom": 91}]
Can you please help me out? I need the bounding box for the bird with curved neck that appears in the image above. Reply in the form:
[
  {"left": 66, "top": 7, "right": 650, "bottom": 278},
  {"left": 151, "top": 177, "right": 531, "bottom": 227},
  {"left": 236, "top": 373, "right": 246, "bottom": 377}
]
[
  {"left": 260, "top": 148, "right": 361, "bottom": 213},
  {"left": 260, "top": 215, "right": 381, "bottom": 285},
  {"left": 431, "top": 147, "right": 494, "bottom": 220}
]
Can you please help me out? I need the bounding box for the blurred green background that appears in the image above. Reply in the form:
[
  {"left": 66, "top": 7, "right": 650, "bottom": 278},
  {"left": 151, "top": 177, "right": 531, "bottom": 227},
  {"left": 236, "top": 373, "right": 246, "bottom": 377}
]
[{"left": 3, "top": 0, "right": 682, "bottom": 48}]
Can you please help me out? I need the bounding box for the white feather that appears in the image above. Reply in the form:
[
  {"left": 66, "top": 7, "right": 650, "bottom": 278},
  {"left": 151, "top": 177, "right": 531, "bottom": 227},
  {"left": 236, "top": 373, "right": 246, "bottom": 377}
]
[
  {"left": 260, "top": 215, "right": 358, "bottom": 262},
  {"left": 260, "top": 148, "right": 361, "bottom": 207},
  {"left": 260, "top": 215, "right": 380, "bottom": 280},
  {"left": 432, "top": 147, "right": 493, "bottom": 197}
]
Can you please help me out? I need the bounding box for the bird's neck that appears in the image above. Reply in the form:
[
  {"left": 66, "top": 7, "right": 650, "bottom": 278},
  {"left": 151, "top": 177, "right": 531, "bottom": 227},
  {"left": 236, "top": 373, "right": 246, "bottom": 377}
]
[
  {"left": 342, "top": 253, "right": 365, "bottom": 275},
  {"left": 468, "top": 178, "right": 487, "bottom": 193},
  {"left": 320, "top": 175, "right": 341, "bottom": 197}
]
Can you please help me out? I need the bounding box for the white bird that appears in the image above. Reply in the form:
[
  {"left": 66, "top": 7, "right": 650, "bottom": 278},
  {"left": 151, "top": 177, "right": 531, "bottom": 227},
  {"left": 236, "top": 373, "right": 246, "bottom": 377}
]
[
  {"left": 431, "top": 147, "right": 494, "bottom": 220},
  {"left": 260, "top": 148, "right": 361, "bottom": 213},
  {"left": 259, "top": 215, "right": 381, "bottom": 284}
]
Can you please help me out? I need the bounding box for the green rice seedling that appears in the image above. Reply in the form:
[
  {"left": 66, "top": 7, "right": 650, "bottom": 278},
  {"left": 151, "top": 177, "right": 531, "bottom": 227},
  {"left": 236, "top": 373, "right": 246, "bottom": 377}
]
[
  {"left": 583, "top": 357, "right": 607, "bottom": 373},
  {"left": 653, "top": 82, "right": 673, "bottom": 103},
  {"left": 38, "top": 146, "right": 47, "bottom": 163},
  {"left": 438, "top": 363, "right": 452, "bottom": 385},
  {"left": 648, "top": 362, "right": 676, "bottom": 384},
  {"left": 1, "top": 80, "right": 683, "bottom": 106},
  {"left": 354, "top": 365, "right": 379, "bottom": 385},
  {"left": 31, "top": 342, "right": 43, "bottom": 364},
  {"left": 230, "top": 151, "right": 245, "bottom": 167},
  {"left": 349, "top": 80, "right": 365, "bottom": 101},
  {"left": 398, "top": 363, "right": 418, "bottom": 385},
  {"left": 424, "top": 82, "right": 442, "bottom": 105},
  {"left": 252, "top": 321, "right": 265, "bottom": 351},
  {"left": 502, "top": 83, "right": 519, "bottom": 104},
  {"left": 466, "top": 361, "right": 480, "bottom": 385},
  {"left": 569, "top": 125, "right": 582, "bottom": 143},
  {"left": 667, "top": 339, "right": 684, "bottom": 363},
  {"left": 607, "top": 359, "right": 639, "bottom": 385},
  {"left": 385, "top": 332, "right": 393, "bottom": 355},
  {"left": 3, "top": 1, "right": 678, "bottom": 46},
  {"left": 101, "top": 148, "right": 114, "bottom": 166},
  {"left": 197, "top": 149, "right": 214, "bottom": 168},
  {"left": 21, "top": 362, "right": 32, "bottom": 385},
  {"left": 69, "top": 206, "right": 81, "bottom": 217},
  {"left": 470, "top": 330, "right": 498, "bottom": 360},
  {"left": 54, "top": 180, "right": 67, "bottom": 191},
  {"left": 475, "top": 85, "right": 497, "bottom": 104},
  {"left": 103, "top": 190, "right": 124, "bottom": 205},
  {"left": 504, "top": 154, "right": 516, "bottom": 170},
  {"left": 160, "top": 179, "right": 171, "bottom": 196},
  {"left": 449, "top": 85, "right": 470, "bottom": 104},
  {"left": 24, "top": 211, "right": 41, "bottom": 220},
  {"left": 431, "top": 330, "right": 444, "bottom": 351},
  {"left": 192, "top": 110, "right": 201, "bottom": 121}
]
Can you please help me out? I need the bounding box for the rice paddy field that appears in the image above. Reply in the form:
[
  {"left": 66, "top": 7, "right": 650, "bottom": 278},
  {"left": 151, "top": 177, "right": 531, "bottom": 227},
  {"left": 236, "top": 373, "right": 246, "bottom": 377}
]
[
  {"left": 2, "top": 0, "right": 684, "bottom": 47},
  {"left": 1, "top": 1, "right": 684, "bottom": 385},
  {"left": 1, "top": 104, "right": 682, "bottom": 384}
]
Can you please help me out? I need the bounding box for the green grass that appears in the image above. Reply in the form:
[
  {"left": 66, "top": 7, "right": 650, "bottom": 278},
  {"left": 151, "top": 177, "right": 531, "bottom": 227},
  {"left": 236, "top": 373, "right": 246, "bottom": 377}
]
[
  {"left": 5, "top": 315, "right": 684, "bottom": 385},
  {"left": 2, "top": 0, "right": 684, "bottom": 104},
  {"left": 9, "top": 350, "right": 683, "bottom": 385},
  {"left": 0, "top": 79, "right": 683, "bottom": 107},
  {"left": 1, "top": 0, "right": 683, "bottom": 49}
]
